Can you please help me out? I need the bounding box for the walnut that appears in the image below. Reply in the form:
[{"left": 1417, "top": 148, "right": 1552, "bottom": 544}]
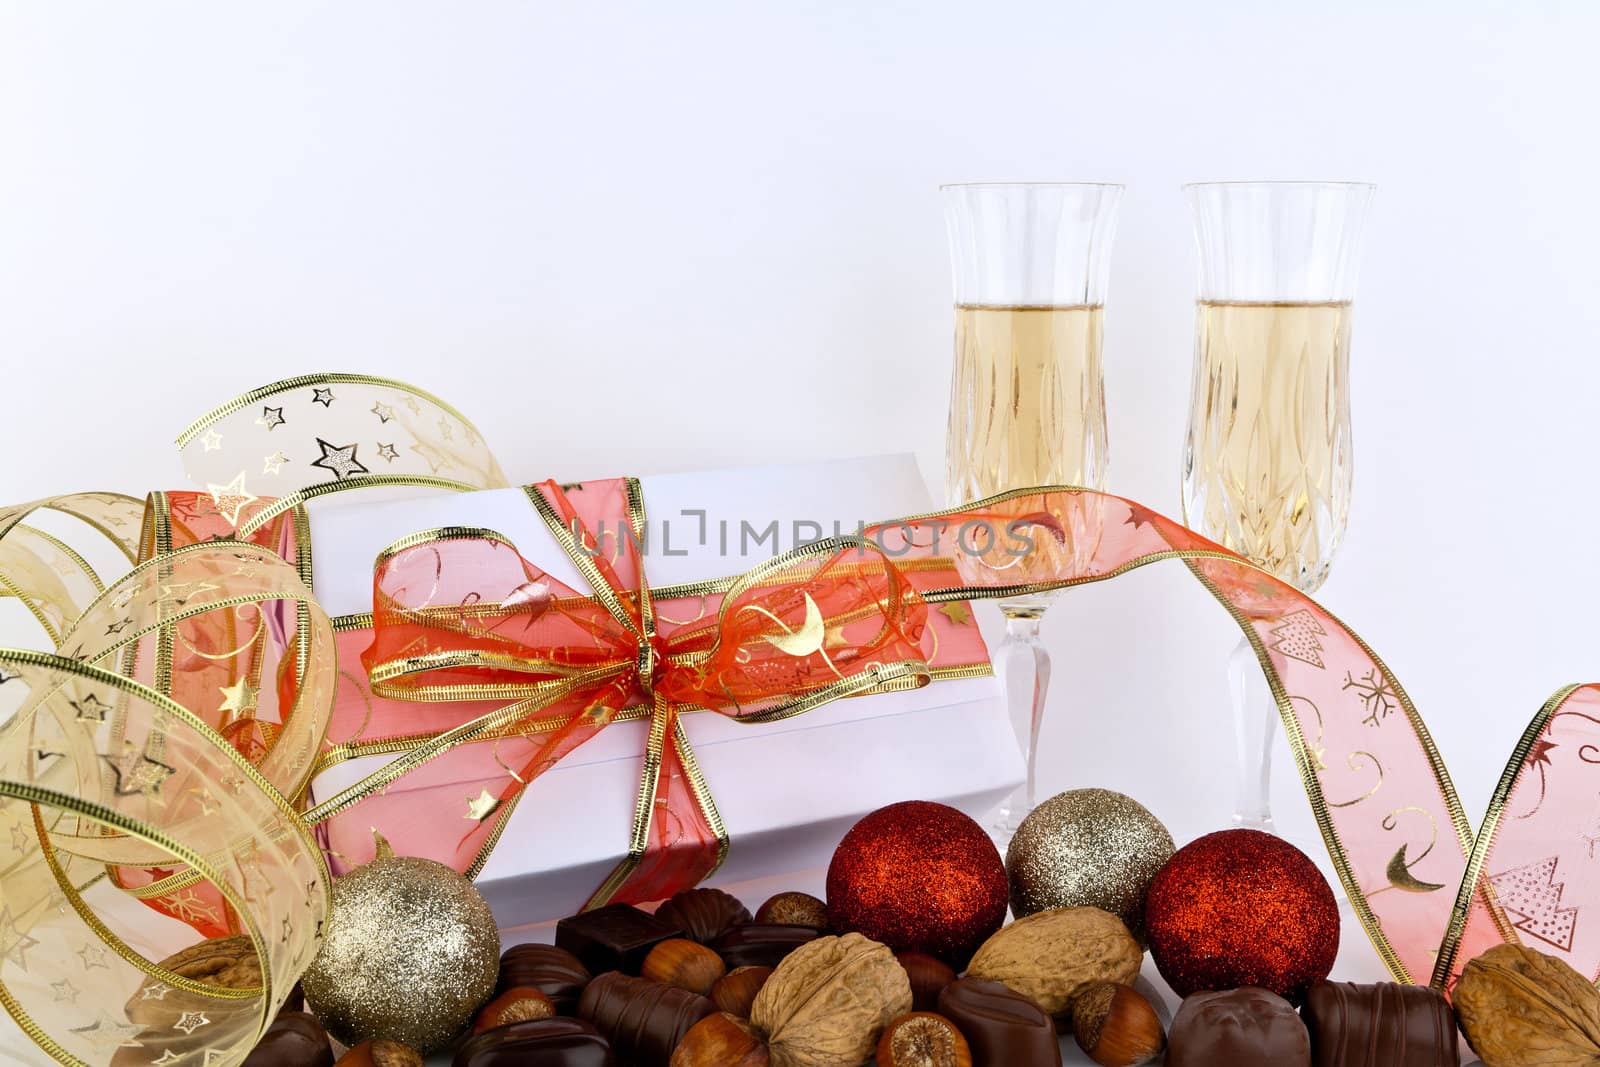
[
  {"left": 965, "top": 906, "right": 1142, "bottom": 1018},
  {"left": 750, "top": 933, "right": 913, "bottom": 1067},
  {"left": 1455, "top": 943, "right": 1600, "bottom": 1066}
]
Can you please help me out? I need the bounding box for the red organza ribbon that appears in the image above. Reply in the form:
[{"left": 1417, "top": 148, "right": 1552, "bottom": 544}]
[{"left": 341, "top": 479, "right": 1595, "bottom": 989}]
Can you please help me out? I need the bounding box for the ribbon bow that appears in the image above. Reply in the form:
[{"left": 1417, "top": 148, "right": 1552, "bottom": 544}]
[{"left": 347, "top": 478, "right": 940, "bottom": 906}]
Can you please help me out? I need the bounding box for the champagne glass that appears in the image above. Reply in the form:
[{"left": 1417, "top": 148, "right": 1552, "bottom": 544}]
[
  {"left": 1181, "top": 180, "right": 1375, "bottom": 832},
  {"left": 942, "top": 182, "right": 1122, "bottom": 843}
]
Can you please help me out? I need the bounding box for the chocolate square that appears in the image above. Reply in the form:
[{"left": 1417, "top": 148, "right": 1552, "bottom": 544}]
[{"left": 555, "top": 903, "right": 684, "bottom": 976}]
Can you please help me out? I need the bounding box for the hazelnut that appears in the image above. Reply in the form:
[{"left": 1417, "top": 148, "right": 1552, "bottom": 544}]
[
  {"left": 876, "top": 1012, "right": 972, "bottom": 1067},
  {"left": 711, "top": 965, "right": 774, "bottom": 1018},
  {"left": 472, "top": 985, "right": 558, "bottom": 1034},
  {"left": 755, "top": 891, "right": 829, "bottom": 929},
  {"left": 1071, "top": 983, "right": 1164, "bottom": 1067},
  {"left": 669, "top": 1011, "right": 771, "bottom": 1067},
  {"left": 335, "top": 1039, "right": 423, "bottom": 1067},
  {"left": 642, "top": 937, "right": 727, "bottom": 995},
  {"left": 895, "top": 952, "right": 957, "bottom": 1014}
]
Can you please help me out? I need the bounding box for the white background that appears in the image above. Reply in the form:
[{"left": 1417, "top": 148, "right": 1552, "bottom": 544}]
[{"left": 1, "top": 1, "right": 1597, "bottom": 1055}]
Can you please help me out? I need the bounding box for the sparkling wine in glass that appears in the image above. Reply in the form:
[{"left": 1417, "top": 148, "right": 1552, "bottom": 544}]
[
  {"left": 1181, "top": 180, "right": 1374, "bottom": 832},
  {"left": 943, "top": 182, "right": 1122, "bottom": 844}
]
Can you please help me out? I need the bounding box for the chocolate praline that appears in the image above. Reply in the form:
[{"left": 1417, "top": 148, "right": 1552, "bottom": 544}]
[
  {"left": 711, "top": 923, "right": 822, "bottom": 968},
  {"left": 497, "top": 943, "right": 593, "bottom": 1013},
  {"left": 653, "top": 887, "right": 752, "bottom": 945},
  {"left": 452, "top": 1017, "right": 614, "bottom": 1067},
  {"left": 1301, "top": 980, "right": 1460, "bottom": 1067},
  {"left": 577, "top": 971, "right": 715, "bottom": 1067},
  {"left": 1168, "top": 987, "right": 1310, "bottom": 1067},
  {"left": 243, "top": 1012, "right": 334, "bottom": 1067},
  {"left": 936, "top": 977, "right": 1061, "bottom": 1067}
]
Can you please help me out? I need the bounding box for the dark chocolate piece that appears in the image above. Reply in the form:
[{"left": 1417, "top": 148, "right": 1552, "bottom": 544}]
[
  {"left": 711, "top": 923, "right": 823, "bottom": 968},
  {"left": 1302, "top": 981, "right": 1460, "bottom": 1067},
  {"left": 937, "top": 977, "right": 1062, "bottom": 1067},
  {"left": 453, "top": 1017, "right": 614, "bottom": 1067},
  {"left": 498, "top": 943, "right": 594, "bottom": 1012},
  {"left": 1169, "top": 987, "right": 1311, "bottom": 1067},
  {"left": 243, "top": 1012, "right": 334, "bottom": 1067},
  {"left": 577, "top": 971, "right": 715, "bottom": 1067},
  {"left": 653, "top": 887, "right": 752, "bottom": 945},
  {"left": 556, "top": 903, "right": 684, "bottom": 976}
]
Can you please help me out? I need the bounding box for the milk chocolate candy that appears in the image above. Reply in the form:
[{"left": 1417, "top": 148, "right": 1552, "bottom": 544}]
[
  {"left": 653, "top": 887, "right": 752, "bottom": 945},
  {"left": 577, "top": 971, "right": 715, "bottom": 1067},
  {"left": 711, "top": 923, "right": 822, "bottom": 969},
  {"left": 243, "top": 1012, "right": 334, "bottom": 1067},
  {"left": 498, "top": 943, "right": 593, "bottom": 1013},
  {"left": 1169, "top": 987, "right": 1311, "bottom": 1067},
  {"left": 936, "top": 977, "right": 1062, "bottom": 1067},
  {"left": 557, "top": 903, "right": 684, "bottom": 976},
  {"left": 452, "top": 1017, "right": 614, "bottom": 1067},
  {"left": 1302, "top": 981, "right": 1460, "bottom": 1067}
]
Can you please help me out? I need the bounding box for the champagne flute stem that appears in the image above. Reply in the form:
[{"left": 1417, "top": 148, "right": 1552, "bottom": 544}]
[
  {"left": 1228, "top": 634, "right": 1276, "bottom": 830},
  {"left": 992, "top": 609, "right": 1051, "bottom": 845}
]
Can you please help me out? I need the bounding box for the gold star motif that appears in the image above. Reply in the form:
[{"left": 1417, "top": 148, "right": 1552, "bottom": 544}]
[
  {"left": 199, "top": 428, "right": 224, "bottom": 452},
  {"left": 76, "top": 943, "right": 110, "bottom": 971},
  {"left": 376, "top": 442, "right": 399, "bottom": 463},
  {"left": 205, "top": 471, "right": 259, "bottom": 526},
  {"left": 0, "top": 906, "right": 39, "bottom": 970},
  {"left": 50, "top": 978, "right": 79, "bottom": 1003},
  {"left": 173, "top": 1011, "right": 211, "bottom": 1036},
  {"left": 103, "top": 743, "right": 176, "bottom": 800},
  {"left": 256, "top": 406, "right": 286, "bottom": 431},
  {"left": 68, "top": 1011, "right": 143, "bottom": 1052},
  {"left": 371, "top": 401, "right": 395, "bottom": 423},
  {"left": 1310, "top": 742, "right": 1330, "bottom": 774},
  {"left": 9, "top": 822, "right": 32, "bottom": 851},
  {"left": 158, "top": 579, "right": 221, "bottom": 606},
  {"left": 152, "top": 1052, "right": 183, "bottom": 1066},
  {"left": 218, "top": 678, "right": 258, "bottom": 715},
  {"left": 310, "top": 438, "right": 369, "bottom": 481},
  {"left": 70, "top": 692, "right": 111, "bottom": 723},
  {"left": 105, "top": 616, "right": 134, "bottom": 635},
  {"left": 438, "top": 418, "right": 455, "bottom": 441},
  {"left": 465, "top": 789, "right": 501, "bottom": 822},
  {"left": 263, "top": 450, "right": 288, "bottom": 475},
  {"left": 936, "top": 602, "right": 974, "bottom": 626},
  {"left": 311, "top": 387, "right": 336, "bottom": 407},
  {"left": 141, "top": 983, "right": 172, "bottom": 1001},
  {"left": 281, "top": 917, "right": 293, "bottom": 944},
  {"left": 402, "top": 396, "right": 421, "bottom": 413},
  {"left": 410, "top": 441, "right": 452, "bottom": 473},
  {"left": 188, "top": 787, "right": 220, "bottom": 817}
]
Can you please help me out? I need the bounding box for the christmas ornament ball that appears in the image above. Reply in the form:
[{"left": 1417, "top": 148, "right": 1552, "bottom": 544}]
[
  {"left": 1145, "top": 828, "right": 1339, "bottom": 1002},
  {"left": 1006, "top": 787, "right": 1175, "bottom": 938},
  {"left": 303, "top": 834, "right": 500, "bottom": 1053},
  {"left": 825, "top": 800, "right": 1008, "bottom": 967}
]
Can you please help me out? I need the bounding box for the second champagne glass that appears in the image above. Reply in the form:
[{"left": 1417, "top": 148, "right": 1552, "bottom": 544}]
[
  {"left": 1181, "top": 180, "right": 1375, "bottom": 833},
  {"left": 942, "top": 181, "right": 1122, "bottom": 843}
]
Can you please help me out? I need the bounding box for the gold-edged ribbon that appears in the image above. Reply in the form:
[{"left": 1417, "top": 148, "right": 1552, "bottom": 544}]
[{"left": 2, "top": 373, "right": 1599, "bottom": 1067}]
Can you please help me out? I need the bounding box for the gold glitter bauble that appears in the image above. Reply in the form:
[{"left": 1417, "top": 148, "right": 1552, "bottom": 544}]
[
  {"left": 1005, "top": 788, "right": 1175, "bottom": 941},
  {"left": 302, "top": 834, "right": 500, "bottom": 1053}
]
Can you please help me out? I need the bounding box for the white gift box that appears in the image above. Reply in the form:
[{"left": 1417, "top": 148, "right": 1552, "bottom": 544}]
[{"left": 307, "top": 454, "right": 1023, "bottom": 929}]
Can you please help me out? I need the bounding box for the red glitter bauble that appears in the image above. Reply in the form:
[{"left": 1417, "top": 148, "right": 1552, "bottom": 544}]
[
  {"left": 825, "top": 800, "right": 1008, "bottom": 967},
  {"left": 1145, "top": 828, "right": 1339, "bottom": 1002}
]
